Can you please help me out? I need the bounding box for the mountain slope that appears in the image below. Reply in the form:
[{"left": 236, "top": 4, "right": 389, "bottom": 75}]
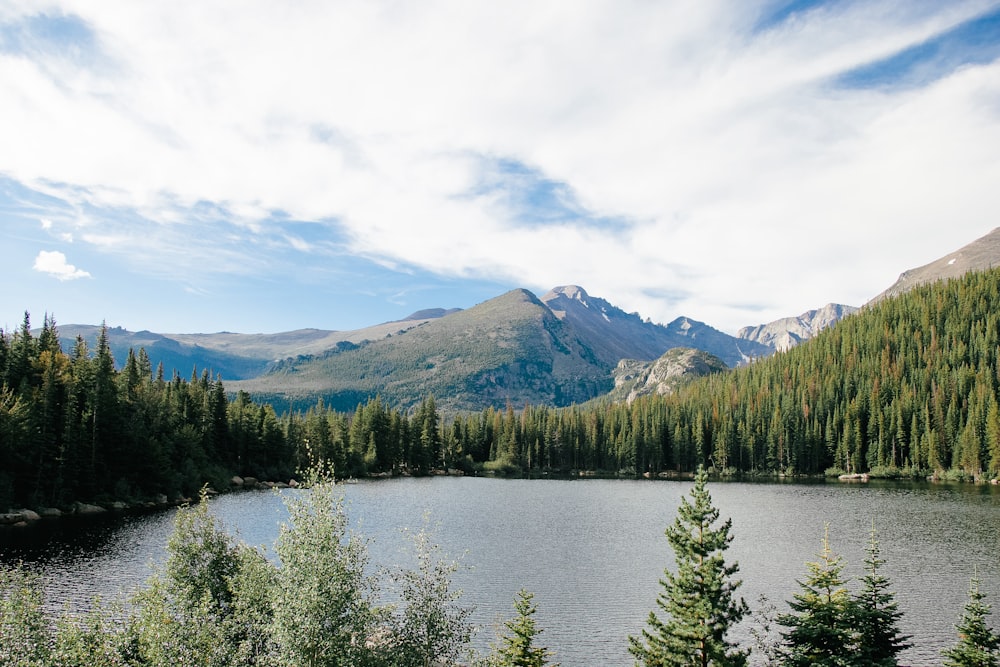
[
  {"left": 872, "top": 226, "right": 1000, "bottom": 302},
  {"left": 55, "top": 325, "right": 271, "bottom": 380},
  {"left": 542, "top": 285, "right": 770, "bottom": 367},
  {"left": 737, "top": 304, "right": 858, "bottom": 352},
  {"left": 232, "top": 286, "right": 776, "bottom": 411},
  {"left": 54, "top": 315, "right": 445, "bottom": 380},
  {"left": 233, "top": 289, "right": 613, "bottom": 412}
]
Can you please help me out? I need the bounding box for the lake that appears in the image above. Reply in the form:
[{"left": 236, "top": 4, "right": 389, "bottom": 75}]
[{"left": 2, "top": 477, "right": 999, "bottom": 666}]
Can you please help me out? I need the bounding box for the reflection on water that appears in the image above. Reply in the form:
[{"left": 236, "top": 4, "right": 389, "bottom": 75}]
[{"left": 2, "top": 478, "right": 998, "bottom": 666}]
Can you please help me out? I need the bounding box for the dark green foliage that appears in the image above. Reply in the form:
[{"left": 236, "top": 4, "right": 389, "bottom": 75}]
[
  {"left": 9, "top": 266, "right": 1000, "bottom": 498},
  {"left": 629, "top": 465, "right": 748, "bottom": 667},
  {"left": 776, "top": 527, "right": 856, "bottom": 666},
  {"left": 854, "top": 523, "right": 911, "bottom": 666},
  {"left": 943, "top": 577, "right": 1000, "bottom": 667},
  {"left": 776, "top": 526, "right": 912, "bottom": 667},
  {"left": 0, "top": 315, "right": 458, "bottom": 506},
  {"left": 489, "top": 589, "right": 557, "bottom": 667}
]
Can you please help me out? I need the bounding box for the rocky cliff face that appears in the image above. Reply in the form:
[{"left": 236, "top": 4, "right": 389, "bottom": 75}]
[
  {"left": 871, "top": 226, "right": 1000, "bottom": 302},
  {"left": 540, "top": 284, "right": 671, "bottom": 365},
  {"left": 737, "top": 303, "right": 858, "bottom": 352},
  {"left": 610, "top": 347, "right": 728, "bottom": 404}
]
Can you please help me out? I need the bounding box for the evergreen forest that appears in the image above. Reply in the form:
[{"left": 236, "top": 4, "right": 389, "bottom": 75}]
[{"left": 5, "top": 268, "right": 1000, "bottom": 510}]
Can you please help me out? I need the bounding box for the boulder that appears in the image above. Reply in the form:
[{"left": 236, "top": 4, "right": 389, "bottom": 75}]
[
  {"left": 15, "top": 509, "right": 41, "bottom": 522},
  {"left": 74, "top": 502, "right": 107, "bottom": 516},
  {"left": 243, "top": 476, "right": 259, "bottom": 488},
  {"left": 154, "top": 494, "right": 169, "bottom": 506},
  {"left": 109, "top": 501, "right": 128, "bottom": 511},
  {"left": 231, "top": 476, "right": 245, "bottom": 487},
  {"left": 37, "top": 507, "right": 62, "bottom": 518},
  {"left": 288, "top": 479, "right": 299, "bottom": 488}
]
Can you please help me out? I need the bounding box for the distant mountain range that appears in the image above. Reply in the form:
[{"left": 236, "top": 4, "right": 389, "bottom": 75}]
[
  {"left": 737, "top": 304, "right": 859, "bottom": 352},
  {"left": 48, "top": 226, "right": 1000, "bottom": 412}
]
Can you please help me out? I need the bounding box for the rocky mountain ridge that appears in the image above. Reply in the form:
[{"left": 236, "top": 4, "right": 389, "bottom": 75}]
[
  {"left": 53, "top": 285, "right": 778, "bottom": 412},
  {"left": 51, "top": 225, "right": 1000, "bottom": 411},
  {"left": 737, "top": 303, "right": 859, "bottom": 352}
]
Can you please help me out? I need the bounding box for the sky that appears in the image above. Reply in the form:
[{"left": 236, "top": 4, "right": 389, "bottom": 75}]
[{"left": 2, "top": 0, "right": 1000, "bottom": 336}]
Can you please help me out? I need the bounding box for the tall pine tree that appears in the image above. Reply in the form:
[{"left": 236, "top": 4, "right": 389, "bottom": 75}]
[
  {"left": 853, "top": 522, "right": 911, "bottom": 666},
  {"left": 943, "top": 575, "right": 1000, "bottom": 667},
  {"left": 777, "top": 526, "right": 856, "bottom": 667},
  {"left": 489, "top": 589, "right": 556, "bottom": 667},
  {"left": 629, "top": 465, "right": 748, "bottom": 667}
]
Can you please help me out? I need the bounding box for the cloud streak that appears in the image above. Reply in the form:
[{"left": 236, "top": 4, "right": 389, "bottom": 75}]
[{"left": 2, "top": 0, "right": 1000, "bottom": 331}]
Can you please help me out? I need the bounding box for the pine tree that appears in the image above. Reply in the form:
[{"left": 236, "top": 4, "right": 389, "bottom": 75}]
[
  {"left": 629, "top": 465, "right": 748, "bottom": 667},
  {"left": 943, "top": 576, "right": 1000, "bottom": 667},
  {"left": 777, "top": 526, "right": 857, "bottom": 667},
  {"left": 854, "top": 522, "right": 911, "bottom": 666},
  {"left": 490, "top": 589, "right": 557, "bottom": 667}
]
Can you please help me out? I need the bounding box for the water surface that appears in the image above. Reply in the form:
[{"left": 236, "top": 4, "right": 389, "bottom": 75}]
[{"left": 2, "top": 477, "right": 997, "bottom": 666}]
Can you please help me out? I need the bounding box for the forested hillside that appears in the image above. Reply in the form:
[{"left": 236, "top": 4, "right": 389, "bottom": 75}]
[
  {"left": 459, "top": 268, "right": 1000, "bottom": 478},
  {"left": 4, "top": 267, "right": 1000, "bottom": 509},
  {"left": 0, "top": 315, "right": 451, "bottom": 509}
]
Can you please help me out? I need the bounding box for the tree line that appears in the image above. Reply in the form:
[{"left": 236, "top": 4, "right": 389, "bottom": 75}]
[
  {"left": 6, "top": 268, "right": 1000, "bottom": 510},
  {"left": 2, "top": 467, "right": 997, "bottom": 666},
  {"left": 294, "top": 267, "right": 1000, "bottom": 482},
  {"left": 0, "top": 313, "right": 461, "bottom": 509}
]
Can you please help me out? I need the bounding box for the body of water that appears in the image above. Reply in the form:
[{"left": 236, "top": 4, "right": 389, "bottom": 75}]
[{"left": 2, "top": 477, "right": 998, "bottom": 666}]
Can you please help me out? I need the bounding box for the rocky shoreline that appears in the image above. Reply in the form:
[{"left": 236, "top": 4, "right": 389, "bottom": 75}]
[{"left": 0, "top": 475, "right": 299, "bottom": 529}]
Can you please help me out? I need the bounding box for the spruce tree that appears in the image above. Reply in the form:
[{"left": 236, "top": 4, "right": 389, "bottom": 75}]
[
  {"left": 776, "top": 526, "right": 856, "bottom": 667},
  {"left": 943, "top": 576, "right": 1000, "bottom": 667},
  {"left": 490, "top": 589, "right": 557, "bottom": 667},
  {"left": 853, "top": 522, "right": 910, "bottom": 666},
  {"left": 629, "top": 465, "right": 748, "bottom": 667}
]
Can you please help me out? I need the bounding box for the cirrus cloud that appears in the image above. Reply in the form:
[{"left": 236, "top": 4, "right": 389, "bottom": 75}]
[{"left": 2, "top": 0, "right": 1000, "bottom": 333}]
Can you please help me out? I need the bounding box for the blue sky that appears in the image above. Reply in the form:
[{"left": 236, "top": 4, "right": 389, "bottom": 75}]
[{"left": 2, "top": 0, "right": 999, "bottom": 335}]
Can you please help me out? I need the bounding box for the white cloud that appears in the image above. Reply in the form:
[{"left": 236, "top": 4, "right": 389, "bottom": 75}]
[
  {"left": 2, "top": 0, "right": 1000, "bottom": 330},
  {"left": 32, "top": 250, "right": 91, "bottom": 280}
]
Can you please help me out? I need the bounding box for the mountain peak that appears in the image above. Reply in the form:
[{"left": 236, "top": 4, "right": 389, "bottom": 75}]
[
  {"left": 737, "top": 303, "right": 857, "bottom": 352},
  {"left": 543, "top": 285, "right": 591, "bottom": 305}
]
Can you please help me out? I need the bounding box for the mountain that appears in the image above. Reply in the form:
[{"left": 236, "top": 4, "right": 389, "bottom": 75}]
[
  {"left": 609, "top": 348, "right": 728, "bottom": 404},
  {"left": 55, "top": 325, "right": 271, "bottom": 380},
  {"left": 541, "top": 285, "right": 770, "bottom": 367},
  {"left": 661, "top": 316, "right": 769, "bottom": 365},
  {"left": 872, "top": 226, "right": 1000, "bottom": 302},
  {"left": 737, "top": 304, "right": 858, "bottom": 352},
  {"left": 227, "top": 285, "right": 774, "bottom": 412},
  {"left": 54, "top": 316, "right": 444, "bottom": 380},
  {"left": 232, "top": 288, "right": 613, "bottom": 412}
]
